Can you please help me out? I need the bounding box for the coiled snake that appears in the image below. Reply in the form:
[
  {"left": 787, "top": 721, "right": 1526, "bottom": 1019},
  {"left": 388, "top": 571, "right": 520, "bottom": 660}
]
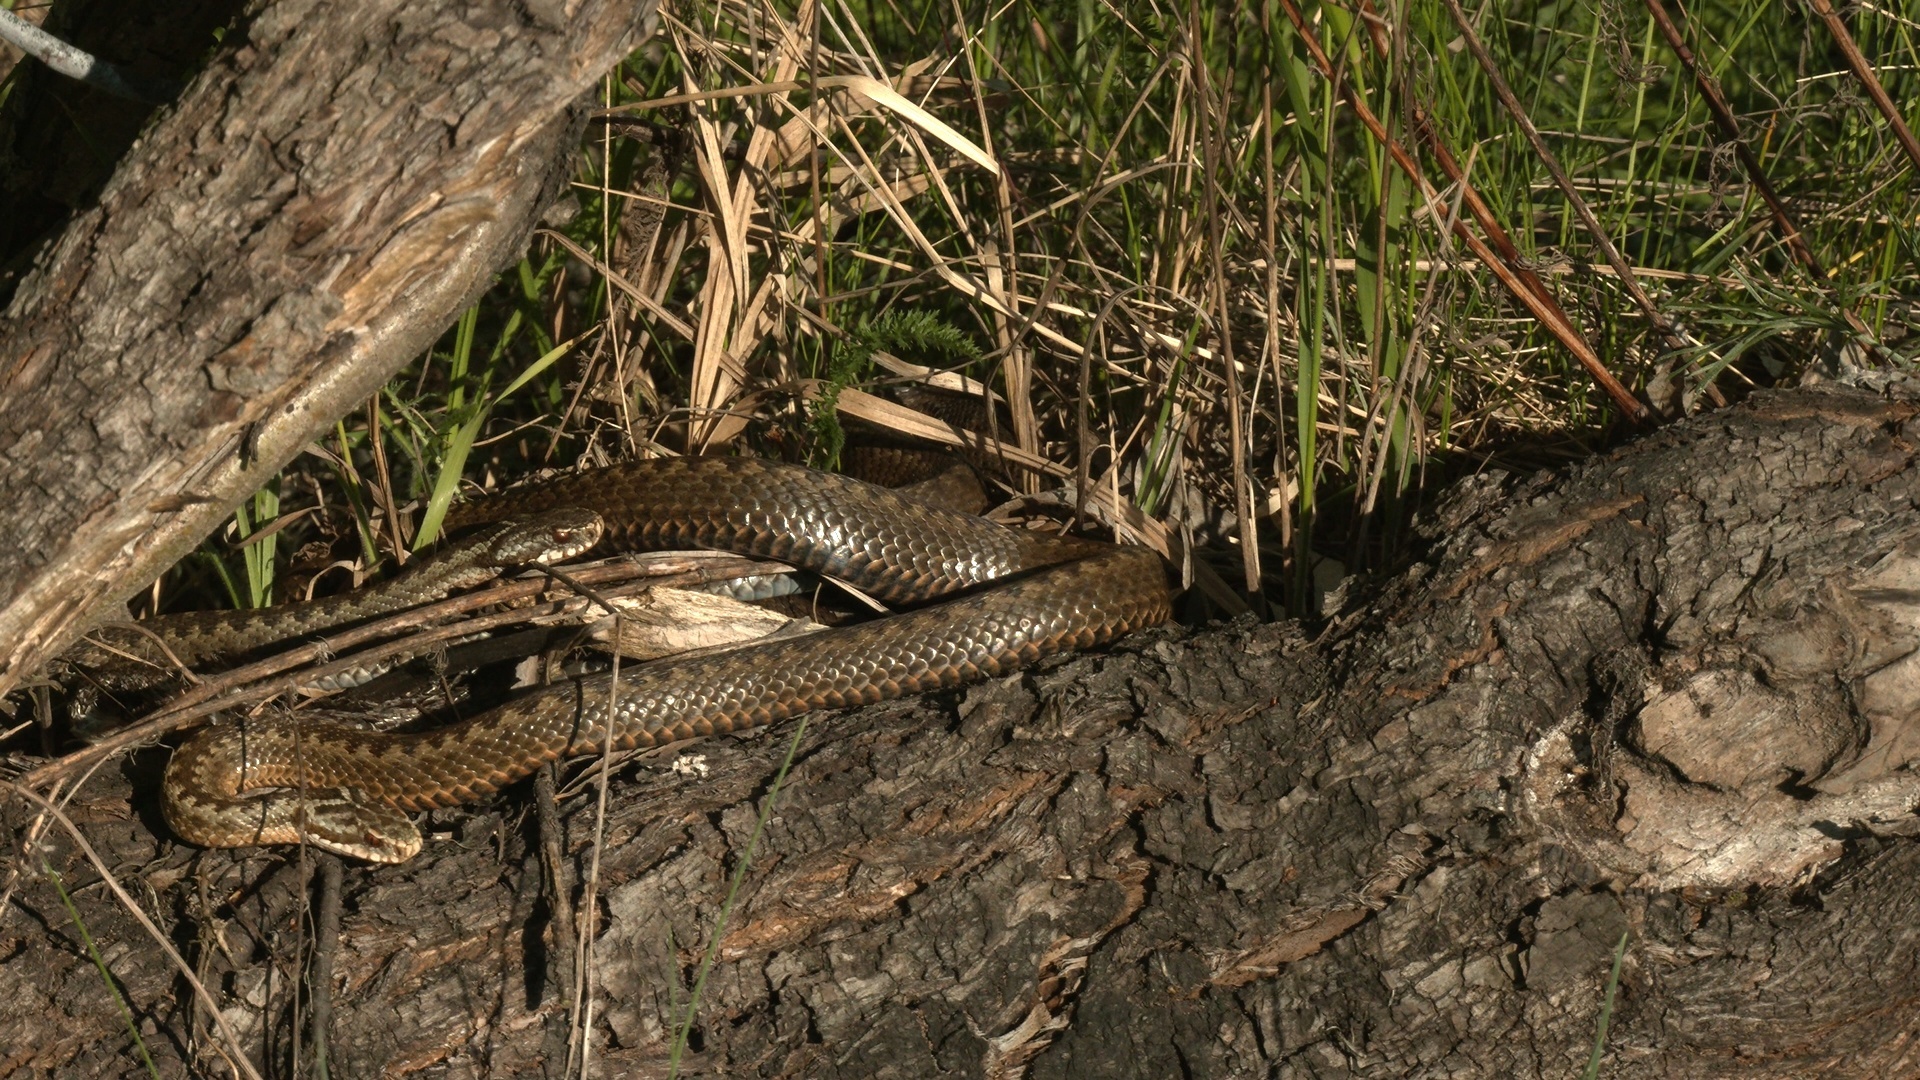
[{"left": 157, "top": 457, "right": 1174, "bottom": 862}]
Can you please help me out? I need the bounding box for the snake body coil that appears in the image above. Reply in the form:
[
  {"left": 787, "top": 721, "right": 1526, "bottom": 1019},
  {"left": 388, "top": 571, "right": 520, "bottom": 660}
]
[{"left": 161, "top": 458, "right": 1174, "bottom": 862}]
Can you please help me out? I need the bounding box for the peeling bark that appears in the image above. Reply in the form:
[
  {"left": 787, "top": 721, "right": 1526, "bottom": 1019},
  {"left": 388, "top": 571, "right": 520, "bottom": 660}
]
[
  {"left": 0, "top": 0, "right": 654, "bottom": 700},
  {"left": 5, "top": 388, "right": 1920, "bottom": 1077}
]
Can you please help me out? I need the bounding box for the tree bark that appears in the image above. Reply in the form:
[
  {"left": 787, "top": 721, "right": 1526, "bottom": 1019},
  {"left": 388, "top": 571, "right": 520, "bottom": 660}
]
[
  {"left": 5, "top": 387, "right": 1919, "bottom": 1077},
  {"left": 0, "top": 0, "right": 653, "bottom": 701}
]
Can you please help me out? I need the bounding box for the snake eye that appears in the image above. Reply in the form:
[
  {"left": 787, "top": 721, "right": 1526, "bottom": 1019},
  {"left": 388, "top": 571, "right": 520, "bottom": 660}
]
[
  {"left": 493, "top": 508, "right": 606, "bottom": 564},
  {"left": 551, "top": 515, "right": 606, "bottom": 558}
]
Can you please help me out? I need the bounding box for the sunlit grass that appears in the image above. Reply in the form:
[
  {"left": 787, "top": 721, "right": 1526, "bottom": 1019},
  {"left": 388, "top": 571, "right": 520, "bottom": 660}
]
[{"left": 154, "top": 0, "right": 1914, "bottom": 623}]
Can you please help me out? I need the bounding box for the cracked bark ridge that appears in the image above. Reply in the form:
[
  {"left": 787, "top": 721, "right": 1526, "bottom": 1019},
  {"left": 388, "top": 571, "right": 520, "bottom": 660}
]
[
  {"left": 5, "top": 387, "right": 1920, "bottom": 1077},
  {"left": 0, "top": 0, "right": 655, "bottom": 700}
]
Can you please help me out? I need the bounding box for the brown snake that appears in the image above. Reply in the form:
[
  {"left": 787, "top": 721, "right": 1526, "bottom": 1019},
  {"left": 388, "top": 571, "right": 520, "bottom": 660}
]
[
  {"left": 64, "top": 510, "right": 605, "bottom": 694},
  {"left": 160, "top": 457, "right": 1175, "bottom": 862}
]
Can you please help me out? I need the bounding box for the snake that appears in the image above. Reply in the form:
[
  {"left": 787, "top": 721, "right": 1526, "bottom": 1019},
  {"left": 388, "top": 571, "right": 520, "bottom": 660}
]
[
  {"left": 159, "top": 457, "right": 1175, "bottom": 862},
  {"left": 61, "top": 510, "right": 606, "bottom": 695}
]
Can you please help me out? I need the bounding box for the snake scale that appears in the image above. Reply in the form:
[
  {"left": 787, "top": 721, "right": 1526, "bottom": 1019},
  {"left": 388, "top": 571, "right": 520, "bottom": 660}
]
[
  {"left": 160, "top": 457, "right": 1174, "bottom": 862},
  {"left": 64, "top": 511, "right": 605, "bottom": 695}
]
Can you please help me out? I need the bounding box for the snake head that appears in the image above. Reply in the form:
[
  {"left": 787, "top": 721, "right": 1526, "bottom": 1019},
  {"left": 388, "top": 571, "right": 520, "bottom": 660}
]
[
  {"left": 489, "top": 508, "right": 605, "bottom": 566},
  {"left": 163, "top": 722, "right": 429, "bottom": 862},
  {"left": 295, "top": 789, "right": 425, "bottom": 863},
  {"left": 163, "top": 781, "right": 425, "bottom": 863}
]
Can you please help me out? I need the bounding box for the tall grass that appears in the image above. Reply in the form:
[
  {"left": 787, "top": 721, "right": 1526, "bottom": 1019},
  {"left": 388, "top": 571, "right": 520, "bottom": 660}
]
[{"left": 142, "top": 0, "right": 1910, "bottom": 624}]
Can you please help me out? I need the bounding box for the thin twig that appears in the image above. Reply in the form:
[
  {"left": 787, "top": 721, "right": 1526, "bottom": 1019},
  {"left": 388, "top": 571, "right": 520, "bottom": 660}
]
[
  {"left": 1640, "top": 0, "right": 1818, "bottom": 273},
  {"left": 0, "top": 8, "right": 178, "bottom": 103},
  {"left": 534, "top": 765, "right": 579, "bottom": 1003},
  {"left": 308, "top": 855, "right": 344, "bottom": 1077},
  {"left": 1350, "top": 0, "right": 1681, "bottom": 417},
  {"left": 19, "top": 555, "right": 790, "bottom": 790},
  {"left": 569, "top": 613, "right": 623, "bottom": 1078},
  {"left": 1350, "top": 1, "right": 1596, "bottom": 350}
]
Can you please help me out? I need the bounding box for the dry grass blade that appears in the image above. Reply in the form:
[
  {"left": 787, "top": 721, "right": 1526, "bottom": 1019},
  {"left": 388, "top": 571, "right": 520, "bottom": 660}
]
[
  {"left": 1437, "top": 0, "right": 1691, "bottom": 353},
  {"left": 1279, "top": 0, "right": 1646, "bottom": 420},
  {"left": 1639, "top": 0, "right": 1885, "bottom": 354},
  {"left": 830, "top": 387, "right": 1064, "bottom": 477},
  {"left": 541, "top": 228, "right": 698, "bottom": 341},
  {"left": 1185, "top": 0, "right": 1259, "bottom": 596},
  {"left": 818, "top": 74, "right": 999, "bottom": 176},
  {"left": 1803, "top": 0, "right": 1920, "bottom": 174}
]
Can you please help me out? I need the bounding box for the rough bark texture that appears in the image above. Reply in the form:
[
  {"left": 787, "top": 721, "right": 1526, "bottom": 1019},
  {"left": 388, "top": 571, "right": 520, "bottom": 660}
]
[
  {"left": 5, "top": 387, "right": 1919, "bottom": 1077},
  {"left": 0, "top": 0, "right": 653, "bottom": 700}
]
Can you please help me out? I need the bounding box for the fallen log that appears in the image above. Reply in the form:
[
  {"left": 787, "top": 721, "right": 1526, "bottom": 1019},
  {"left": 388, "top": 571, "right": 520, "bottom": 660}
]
[{"left": 6, "top": 386, "right": 1920, "bottom": 1077}]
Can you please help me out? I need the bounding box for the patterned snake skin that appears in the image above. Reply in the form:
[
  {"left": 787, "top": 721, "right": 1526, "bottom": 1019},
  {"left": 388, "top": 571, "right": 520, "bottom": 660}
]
[
  {"left": 161, "top": 458, "right": 1175, "bottom": 861},
  {"left": 64, "top": 510, "right": 605, "bottom": 693}
]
